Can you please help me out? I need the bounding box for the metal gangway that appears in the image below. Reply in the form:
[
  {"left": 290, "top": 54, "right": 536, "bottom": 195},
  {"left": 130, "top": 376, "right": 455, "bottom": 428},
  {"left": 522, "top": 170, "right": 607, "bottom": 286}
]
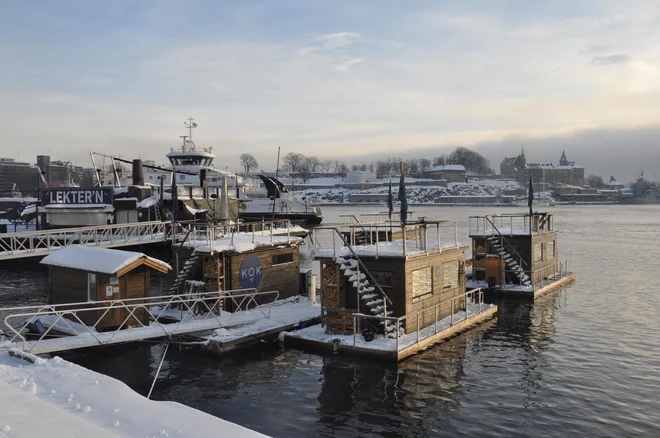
[
  {"left": 0, "top": 221, "right": 171, "bottom": 261},
  {"left": 0, "top": 289, "right": 279, "bottom": 355}
]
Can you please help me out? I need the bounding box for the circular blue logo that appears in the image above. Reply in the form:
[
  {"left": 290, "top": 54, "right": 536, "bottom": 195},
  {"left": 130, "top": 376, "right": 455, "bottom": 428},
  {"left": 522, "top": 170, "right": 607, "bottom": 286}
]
[{"left": 239, "top": 255, "right": 263, "bottom": 289}]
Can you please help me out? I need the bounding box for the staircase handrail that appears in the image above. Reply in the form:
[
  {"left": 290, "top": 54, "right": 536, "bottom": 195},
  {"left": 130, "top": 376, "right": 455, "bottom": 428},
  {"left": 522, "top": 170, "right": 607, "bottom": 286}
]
[
  {"left": 329, "top": 227, "right": 393, "bottom": 306},
  {"left": 483, "top": 216, "right": 529, "bottom": 268}
]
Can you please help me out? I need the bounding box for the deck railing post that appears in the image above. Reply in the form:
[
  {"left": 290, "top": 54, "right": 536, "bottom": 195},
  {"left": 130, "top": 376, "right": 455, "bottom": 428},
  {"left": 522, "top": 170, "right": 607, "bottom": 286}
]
[
  {"left": 465, "top": 294, "right": 469, "bottom": 321},
  {"left": 353, "top": 316, "right": 356, "bottom": 346},
  {"left": 436, "top": 223, "right": 440, "bottom": 251},
  {"left": 416, "top": 313, "right": 420, "bottom": 343},
  {"left": 434, "top": 305, "right": 438, "bottom": 334},
  {"left": 383, "top": 300, "right": 388, "bottom": 334},
  {"left": 454, "top": 222, "right": 458, "bottom": 248},
  {"left": 451, "top": 300, "right": 454, "bottom": 326},
  {"left": 396, "top": 320, "right": 400, "bottom": 351}
]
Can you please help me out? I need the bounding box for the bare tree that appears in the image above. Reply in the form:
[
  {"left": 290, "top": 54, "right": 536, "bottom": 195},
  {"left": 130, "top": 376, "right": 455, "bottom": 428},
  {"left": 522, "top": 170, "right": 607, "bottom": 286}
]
[
  {"left": 447, "top": 147, "right": 494, "bottom": 174},
  {"left": 368, "top": 162, "right": 375, "bottom": 173},
  {"left": 586, "top": 174, "right": 605, "bottom": 188},
  {"left": 338, "top": 161, "right": 348, "bottom": 173},
  {"left": 239, "top": 153, "right": 259, "bottom": 173},
  {"left": 333, "top": 160, "right": 342, "bottom": 172},
  {"left": 405, "top": 158, "right": 419, "bottom": 175},
  {"left": 351, "top": 164, "right": 359, "bottom": 171},
  {"left": 321, "top": 159, "right": 333, "bottom": 173},
  {"left": 433, "top": 155, "right": 447, "bottom": 166},
  {"left": 418, "top": 158, "right": 431, "bottom": 174},
  {"left": 283, "top": 152, "right": 305, "bottom": 172},
  {"left": 307, "top": 156, "right": 321, "bottom": 172}
]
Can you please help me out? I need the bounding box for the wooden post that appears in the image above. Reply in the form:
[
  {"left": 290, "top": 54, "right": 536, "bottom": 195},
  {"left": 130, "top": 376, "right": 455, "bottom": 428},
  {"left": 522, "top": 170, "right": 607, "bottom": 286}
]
[{"left": 402, "top": 226, "right": 407, "bottom": 256}]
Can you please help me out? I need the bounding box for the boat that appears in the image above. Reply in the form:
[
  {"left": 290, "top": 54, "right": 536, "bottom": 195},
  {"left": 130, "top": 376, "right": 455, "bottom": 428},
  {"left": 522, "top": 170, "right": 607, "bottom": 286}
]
[
  {"left": 95, "top": 118, "right": 323, "bottom": 226},
  {"left": 622, "top": 171, "right": 660, "bottom": 204}
]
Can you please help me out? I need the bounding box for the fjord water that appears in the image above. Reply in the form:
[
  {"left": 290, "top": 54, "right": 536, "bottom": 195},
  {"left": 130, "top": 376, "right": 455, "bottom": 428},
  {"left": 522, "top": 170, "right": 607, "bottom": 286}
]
[{"left": 2, "top": 205, "right": 660, "bottom": 437}]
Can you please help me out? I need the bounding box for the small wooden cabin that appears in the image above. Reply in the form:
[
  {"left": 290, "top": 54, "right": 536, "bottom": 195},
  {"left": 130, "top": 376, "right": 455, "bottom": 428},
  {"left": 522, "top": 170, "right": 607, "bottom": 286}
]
[
  {"left": 469, "top": 212, "right": 559, "bottom": 287},
  {"left": 316, "top": 220, "right": 469, "bottom": 335},
  {"left": 173, "top": 231, "right": 306, "bottom": 311},
  {"left": 40, "top": 245, "right": 171, "bottom": 330}
]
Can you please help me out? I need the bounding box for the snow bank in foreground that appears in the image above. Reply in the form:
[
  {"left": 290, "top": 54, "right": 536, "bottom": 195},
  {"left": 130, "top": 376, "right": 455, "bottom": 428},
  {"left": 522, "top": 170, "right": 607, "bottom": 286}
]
[{"left": 0, "top": 352, "right": 267, "bottom": 438}]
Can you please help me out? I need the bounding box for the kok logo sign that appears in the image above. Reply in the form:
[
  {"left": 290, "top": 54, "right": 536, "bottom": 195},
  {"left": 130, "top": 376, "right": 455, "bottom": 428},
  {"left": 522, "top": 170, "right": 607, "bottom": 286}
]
[{"left": 239, "top": 255, "right": 263, "bottom": 288}]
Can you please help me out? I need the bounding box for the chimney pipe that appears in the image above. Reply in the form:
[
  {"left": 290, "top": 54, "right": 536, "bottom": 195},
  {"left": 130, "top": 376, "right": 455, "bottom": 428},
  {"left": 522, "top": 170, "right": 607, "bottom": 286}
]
[{"left": 132, "top": 159, "right": 144, "bottom": 186}]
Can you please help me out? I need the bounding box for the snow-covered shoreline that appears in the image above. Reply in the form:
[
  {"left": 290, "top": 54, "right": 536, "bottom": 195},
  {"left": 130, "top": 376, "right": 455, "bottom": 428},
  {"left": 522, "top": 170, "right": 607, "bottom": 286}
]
[{"left": 0, "top": 352, "right": 267, "bottom": 438}]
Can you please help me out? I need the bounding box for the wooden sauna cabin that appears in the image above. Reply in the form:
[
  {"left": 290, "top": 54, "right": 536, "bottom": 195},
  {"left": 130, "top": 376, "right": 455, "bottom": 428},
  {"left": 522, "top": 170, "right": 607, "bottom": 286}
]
[
  {"left": 315, "top": 220, "right": 470, "bottom": 335},
  {"left": 468, "top": 212, "right": 561, "bottom": 289},
  {"left": 40, "top": 245, "right": 171, "bottom": 331},
  {"left": 172, "top": 231, "right": 306, "bottom": 311}
]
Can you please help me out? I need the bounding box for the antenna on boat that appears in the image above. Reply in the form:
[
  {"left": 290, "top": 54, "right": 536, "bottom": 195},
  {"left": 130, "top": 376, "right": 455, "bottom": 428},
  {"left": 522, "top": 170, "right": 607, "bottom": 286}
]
[
  {"left": 184, "top": 117, "right": 196, "bottom": 144},
  {"left": 179, "top": 135, "right": 188, "bottom": 152}
]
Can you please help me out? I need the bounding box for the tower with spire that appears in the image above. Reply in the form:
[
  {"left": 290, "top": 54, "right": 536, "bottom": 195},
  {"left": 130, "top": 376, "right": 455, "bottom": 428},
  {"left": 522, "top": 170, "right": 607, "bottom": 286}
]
[{"left": 559, "top": 150, "right": 568, "bottom": 166}]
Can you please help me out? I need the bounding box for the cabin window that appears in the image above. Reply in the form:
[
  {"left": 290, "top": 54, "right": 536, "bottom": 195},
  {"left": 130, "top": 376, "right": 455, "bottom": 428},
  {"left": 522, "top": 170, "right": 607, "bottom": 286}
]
[
  {"left": 412, "top": 267, "right": 433, "bottom": 300},
  {"left": 442, "top": 261, "right": 460, "bottom": 291},
  {"left": 534, "top": 244, "right": 543, "bottom": 262},
  {"left": 272, "top": 253, "right": 294, "bottom": 265},
  {"left": 548, "top": 241, "right": 556, "bottom": 259},
  {"left": 87, "top": 273, "right": 97, "bottom": 302},
  {"left": 372, "top": 271, "right": 393, "bottom": 288}
]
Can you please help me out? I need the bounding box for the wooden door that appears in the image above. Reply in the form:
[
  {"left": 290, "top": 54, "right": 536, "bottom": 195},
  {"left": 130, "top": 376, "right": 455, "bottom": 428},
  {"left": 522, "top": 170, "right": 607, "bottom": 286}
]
[
  {"left": 97, "top": 275, "right": 124, "bottom": 330},
  {"left": 124, "top": 272, "right": 147, "bottom": 327}
]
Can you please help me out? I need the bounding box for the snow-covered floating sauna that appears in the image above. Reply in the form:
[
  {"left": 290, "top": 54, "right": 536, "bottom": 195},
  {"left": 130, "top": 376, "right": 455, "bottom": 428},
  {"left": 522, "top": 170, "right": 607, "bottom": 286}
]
[
  {"left": 39, "top": 245, "right": 171, "bottom": 332},
  {"left": 286, "top": 213, "right": 497, "bottom": 361},
  {"left": 466, "top": 212, "right": 576, "bottom": 297},
  {"left": 171, "top": 221, "right": 310, "bottom": 308}
]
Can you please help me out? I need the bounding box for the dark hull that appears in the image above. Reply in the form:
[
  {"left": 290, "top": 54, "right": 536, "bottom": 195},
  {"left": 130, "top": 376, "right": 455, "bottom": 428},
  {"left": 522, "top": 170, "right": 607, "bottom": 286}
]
[{"left": 239, "top": 212, "right": 323, "bottom": 226}]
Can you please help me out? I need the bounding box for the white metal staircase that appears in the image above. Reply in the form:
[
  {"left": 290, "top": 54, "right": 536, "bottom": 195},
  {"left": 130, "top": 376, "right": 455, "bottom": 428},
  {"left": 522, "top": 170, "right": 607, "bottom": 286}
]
[
  {"left": 335, "top": 254, "right": 398, "bottom": 337},
  {"left": 169, "top": 251, "right": 201, "bottom": 294},
  {"left": 486, "top": 236, "right": 531, "bottom": 286}
]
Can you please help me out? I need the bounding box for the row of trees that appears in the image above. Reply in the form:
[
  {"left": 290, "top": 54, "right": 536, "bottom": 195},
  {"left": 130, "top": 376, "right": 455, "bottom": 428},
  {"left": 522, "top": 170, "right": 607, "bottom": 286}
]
[{"left": 240, "top": 146, "right": 494, "bottom": 179}]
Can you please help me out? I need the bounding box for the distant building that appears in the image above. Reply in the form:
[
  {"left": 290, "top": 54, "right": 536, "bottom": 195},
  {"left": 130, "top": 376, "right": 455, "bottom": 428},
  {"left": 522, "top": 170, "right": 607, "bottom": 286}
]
[
  {"left": 500, "top": 149, "right": 527, "bottom": 176},
  {"left": 523, "top": 151, "right": 585, "bottom": 187},
  {"left": 37, "top": 156, "right": 84, "bottom": 187},
  {"left": 424, "top": 165, "right": 466, "bottom": 182},
  {"left": 0, "top": 158, "right": 40, "bottom": 196}
]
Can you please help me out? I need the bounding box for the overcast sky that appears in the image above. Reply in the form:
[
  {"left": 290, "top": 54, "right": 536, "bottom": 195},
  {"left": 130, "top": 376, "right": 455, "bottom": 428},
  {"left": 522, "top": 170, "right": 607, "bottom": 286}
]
[{"left": 1, "top": 1, "right": 659, "bottom": 181}]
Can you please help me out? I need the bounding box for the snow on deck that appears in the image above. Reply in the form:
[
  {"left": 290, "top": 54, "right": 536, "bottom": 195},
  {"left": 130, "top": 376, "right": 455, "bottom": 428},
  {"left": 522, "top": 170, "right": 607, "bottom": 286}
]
[
  {"left": 183, "top": 232, "right": 304, "bottom": 254},
  {"left": 315, "top": 239, "right": 465, "bottom": 259},
  {"left": 0, "top": 352, "right": 267, "bottom": 438},
  {"left": 40, "top": 245, "right": 171, "bottom": 274},
  {"left": 201, "top": 297, "right": 320, "bottom": 344},
  {"left": 287, "top": 303, "right": 494, "bottom": 352}
]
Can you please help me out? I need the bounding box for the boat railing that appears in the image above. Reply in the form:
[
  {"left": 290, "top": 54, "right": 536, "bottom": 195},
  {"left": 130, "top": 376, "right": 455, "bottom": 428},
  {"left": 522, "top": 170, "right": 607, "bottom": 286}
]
[
  {"left": 500, "top": 259, "right": 570, "bottom": 291},
  {"left": 181, "top": 219, "right": 300, "bottom": 250},
  {"left": 469, "top": 213, "right": 554, "bottom": 236},
  {"left": 349, "top": 288, "right": 486, "bottom": 352}
]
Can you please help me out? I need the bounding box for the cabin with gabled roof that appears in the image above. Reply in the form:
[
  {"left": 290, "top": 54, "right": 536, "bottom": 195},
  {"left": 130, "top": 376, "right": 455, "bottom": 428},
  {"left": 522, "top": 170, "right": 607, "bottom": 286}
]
[{"left": 40, "top": 245, "right": 171, "bottom": 330}]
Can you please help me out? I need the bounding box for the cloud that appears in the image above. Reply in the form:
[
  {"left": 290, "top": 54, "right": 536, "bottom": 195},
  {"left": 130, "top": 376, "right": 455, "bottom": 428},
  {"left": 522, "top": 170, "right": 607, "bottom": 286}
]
[
  {"left": 590, "top": 54, "right": 631, "bottom": 65},
  {"left": 332, "top": 58, "right": 363, "bottom": 72},
  {"left": 2, "top": 1, "right": 660, "bottom": 180}
]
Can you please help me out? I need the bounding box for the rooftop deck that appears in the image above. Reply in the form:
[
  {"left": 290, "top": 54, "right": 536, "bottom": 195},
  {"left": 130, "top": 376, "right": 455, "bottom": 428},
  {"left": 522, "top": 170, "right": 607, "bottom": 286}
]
[
  {"left": 469, "top": 212, "right": 555, "bottom": 237},
  {"left": 313, "top": 213, "right": 465, "bottom": 259}
]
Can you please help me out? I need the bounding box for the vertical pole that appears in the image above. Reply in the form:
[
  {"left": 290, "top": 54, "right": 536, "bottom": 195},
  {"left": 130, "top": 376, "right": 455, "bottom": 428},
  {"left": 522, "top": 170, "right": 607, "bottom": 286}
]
[
  {"left": 434, "top": 305, "right": 438, "bottom": 333},
  {"left": 465, "top": 294, "right": 469, "bottom": 321},
  {"left": 353, "top": 316, "right": 356, "bottom": 346},
  {"left": 396, "top": 320, "right": 400, "bottom": 352},
  {"left": 451, "top": 300, "right": 454, "bottom": 325},
  {"left": 416, "top": 312, "right": 420, "bottom": 343},
  {"left": 383, "top": 300, "right": 387, "bottom": 335},
  {"left": 454, "top": 222, "right": 458, "bottom": 248},
  {"left": 402, "top": 226, "right": 407, "bottom": 256},
  {"left": 356, "top": 263, "right": 361, "bottom": 334}
]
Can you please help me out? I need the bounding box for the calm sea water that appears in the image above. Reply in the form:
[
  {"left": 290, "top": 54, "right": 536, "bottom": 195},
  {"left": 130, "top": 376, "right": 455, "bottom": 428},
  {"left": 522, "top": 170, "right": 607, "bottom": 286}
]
[{"left": 2, "top": 205, "right": 660, "bottom": 437}]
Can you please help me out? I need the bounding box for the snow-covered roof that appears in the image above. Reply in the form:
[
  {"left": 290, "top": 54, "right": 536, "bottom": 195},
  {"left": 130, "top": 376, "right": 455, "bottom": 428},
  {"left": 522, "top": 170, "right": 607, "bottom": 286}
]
[
  {"left": 40, "top": 245, "right": 171, "bottom": 274},
  {"left": 526, "top": 162, "right": 584, "bottom": 169},
  {"left": 428, "top": 165, "right": 466, "bottom": 172}
]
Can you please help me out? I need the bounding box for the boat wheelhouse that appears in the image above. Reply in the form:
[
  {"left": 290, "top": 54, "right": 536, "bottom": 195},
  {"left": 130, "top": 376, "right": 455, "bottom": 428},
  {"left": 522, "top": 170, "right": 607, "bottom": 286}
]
[{"left": 467, "top": 212, "right": 575, "bottom": 296}]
